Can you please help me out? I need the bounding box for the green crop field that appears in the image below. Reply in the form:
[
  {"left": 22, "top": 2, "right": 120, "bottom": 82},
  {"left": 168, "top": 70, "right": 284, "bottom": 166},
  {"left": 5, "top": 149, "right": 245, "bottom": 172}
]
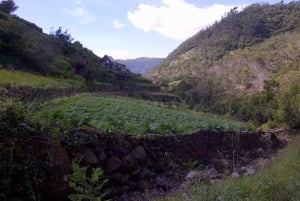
[
  {"left": 30, "top": 93, "right": 254, "bottom": 135},
  {"left": 0, "top": 69, "right": 85, "bottom": 89}
]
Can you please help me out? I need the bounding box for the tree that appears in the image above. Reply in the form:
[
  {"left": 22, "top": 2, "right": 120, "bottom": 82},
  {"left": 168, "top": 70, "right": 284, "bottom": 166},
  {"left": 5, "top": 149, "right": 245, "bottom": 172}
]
[
  {"left": 52, "top": 26, "right": 74, "bottom": 42},
  {"left": 0, "top": 0, "right": 18, "bottom": 14}
]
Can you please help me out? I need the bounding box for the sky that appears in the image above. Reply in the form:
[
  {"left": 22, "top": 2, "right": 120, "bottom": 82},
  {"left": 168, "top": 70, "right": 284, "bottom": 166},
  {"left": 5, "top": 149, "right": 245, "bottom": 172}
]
[{"left": 14, "top": 0, "right": 291, "bottom": 59}]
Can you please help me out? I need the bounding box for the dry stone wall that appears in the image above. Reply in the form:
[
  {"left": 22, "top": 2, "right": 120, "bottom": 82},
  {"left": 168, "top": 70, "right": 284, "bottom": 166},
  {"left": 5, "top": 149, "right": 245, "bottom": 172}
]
[
  {"left": 63, "top": 128, "right": 286, "bottom": 199},
  {"left": 0, "top": 127, "right": 286, "bottom": 201}
]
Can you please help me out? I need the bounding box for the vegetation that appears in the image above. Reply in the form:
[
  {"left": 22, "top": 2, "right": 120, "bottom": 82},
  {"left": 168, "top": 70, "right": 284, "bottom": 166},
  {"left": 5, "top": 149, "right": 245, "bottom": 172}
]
[
  {"left": 29, "top": 94, "right": 254, "bottom": 134},
  {"left": 0, "top": 0, "right": 18, "bottom": 14},
  {"left": 148, "top": 1, "right": 300, "bottom": 82},
  {"left": 0, "top": 68, "right": 85, "bottom": 89},
  {"left": 146, "top": 1, "right": 300, "bottom": 129},
  {"left": 68, "top": 160, "right": 108, "bottom": 201},
  {"left": 0, "top": 97, "right": 25, "bottom": 132},
  {"left": 153, "top": 135, "right": 300, "bottom": 201}
]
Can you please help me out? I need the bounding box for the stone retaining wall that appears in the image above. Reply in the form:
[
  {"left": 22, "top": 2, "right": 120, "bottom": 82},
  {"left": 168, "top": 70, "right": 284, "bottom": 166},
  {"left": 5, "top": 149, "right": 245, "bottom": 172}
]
[
  {"left": 63, "top": 128, "right": 286, "bottom": 199},
  {"left": 0, "top": 127, "right": 286, "bottom": 201}
]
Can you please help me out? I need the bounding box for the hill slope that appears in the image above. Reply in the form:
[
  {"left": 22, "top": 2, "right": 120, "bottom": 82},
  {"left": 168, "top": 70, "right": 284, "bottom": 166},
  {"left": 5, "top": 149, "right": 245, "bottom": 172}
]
[
  {"left": 146, "top": 2, "right": 300, "bottom": 128},
  {"left": 117, "top": 57, "right": 164, "bottom": 74},
  {"left": 0, "top": 10, "right": 156, "bottom": 92},
  {"left": 147, "top": 2, "right": 300, "bottom": 85}
]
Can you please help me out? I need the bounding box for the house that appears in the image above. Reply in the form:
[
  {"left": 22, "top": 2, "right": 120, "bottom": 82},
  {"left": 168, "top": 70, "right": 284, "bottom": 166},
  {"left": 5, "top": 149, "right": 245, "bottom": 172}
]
[{"left": 101, "top": 55, "right": 130, "bottom": 75}]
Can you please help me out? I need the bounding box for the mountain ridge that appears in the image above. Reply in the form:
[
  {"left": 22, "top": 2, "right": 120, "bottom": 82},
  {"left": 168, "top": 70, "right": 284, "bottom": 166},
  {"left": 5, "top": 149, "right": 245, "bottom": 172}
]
[{"left": 117, "top": 57, "right": 164, "bottom": 74}]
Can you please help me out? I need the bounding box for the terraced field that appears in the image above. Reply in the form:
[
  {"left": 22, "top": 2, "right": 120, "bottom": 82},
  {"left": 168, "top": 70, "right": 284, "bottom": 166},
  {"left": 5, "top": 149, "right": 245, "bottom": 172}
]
[
  {"left": 30, "top": 93, "right": 254, "bottom": 135},
  {"left": 0, "top": 69, "right": 84, "bottom": 89}
]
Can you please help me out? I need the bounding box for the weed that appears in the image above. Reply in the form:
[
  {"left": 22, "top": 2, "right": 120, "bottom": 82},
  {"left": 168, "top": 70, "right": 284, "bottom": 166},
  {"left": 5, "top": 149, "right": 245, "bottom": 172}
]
[{"left": 68, "top": 159, "right": 109, "bottom": 201}]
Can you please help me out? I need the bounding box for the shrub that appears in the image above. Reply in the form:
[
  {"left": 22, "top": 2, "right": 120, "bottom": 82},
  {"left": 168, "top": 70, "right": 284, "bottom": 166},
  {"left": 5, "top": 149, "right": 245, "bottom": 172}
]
[
  {"left": 68, "top": 160, "right": 109, "bottom": 201},
  {"left": 0, "top": 98, "right": 25, "bottom": 133}
]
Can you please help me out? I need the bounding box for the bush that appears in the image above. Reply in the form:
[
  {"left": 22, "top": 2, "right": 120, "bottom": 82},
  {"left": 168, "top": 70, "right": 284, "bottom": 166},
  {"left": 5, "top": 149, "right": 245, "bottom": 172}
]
[
  {"left": 0, "top": 98, "right": 25, "bottom": 133},
  {"left": 68, "top": 160, "right": 109, "bottom": 201}
]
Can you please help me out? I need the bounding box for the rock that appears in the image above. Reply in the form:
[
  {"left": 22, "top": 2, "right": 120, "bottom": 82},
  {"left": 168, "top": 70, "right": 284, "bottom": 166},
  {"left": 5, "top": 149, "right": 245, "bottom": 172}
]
[
  {"left": 121, "top": 174, "right": 130, "bottom": 184},
  {"left": 139, "top": 168, "right": 152, "bottom": 179},
  {"left": 0, "top": 194, "right": 6, "bottom": 201},
  {"left": 63, "top": 174, "right": 68, "bottom": 182},
  {"left": 245, "top": 166, "right": 256, "bottom": 175},
  {"left": 231, "top": 172, "right": 240, "bottom": 178},
  {"left": 245, "top": 151, "right": 252, "bottom": 158},
  {"left": 211, "top": 159, "right": 230, "bottom": 173},
  {"left": 131, "top": 146, "right": 146, "bottom": 161},
  {"left": 240, "top": 157, "right": 250, "bottom": 165},
  {"left": 137, "top": 180, "right": 149, "bottom": 191},
  {"left": 253, "top": 158, "right": 265, "bottom": 172},
  {"left": 201, "top": 167, "right": 219, "bottom": 180},
  {"left": 240, "top": 165, "right": 256, "bottom": 176},
  {"left": 8, "top": 197, "right": 23, "bottom": 201},
  {"left": 122, "top": 154, "right": 136, "bottom": 171},
  {"left": 105, "top": 156, "right": 122, "bottom": 173},
  {"left": 153, "top": 160, "right": 168, "bottom": 173},
  {"left": 155, "top": 176, "right": 168, "bottom": 190},
  {"left": 254, "top": 148, "right": 266, "bottom": 157},
  {"left": 115, "top": 185, "right": 130, "bottom": 193},
  {"left": 83, "top": 148, "right": 98, "bottom": 165},
  {"left": 98, "top": 152, "right": 106, "bottom": 161},
  {"left": 131, "top": 168, "right": 142, "bottom": 179},
  {"left": 185, "top": 170, "right": 200, "bottom": 180}
]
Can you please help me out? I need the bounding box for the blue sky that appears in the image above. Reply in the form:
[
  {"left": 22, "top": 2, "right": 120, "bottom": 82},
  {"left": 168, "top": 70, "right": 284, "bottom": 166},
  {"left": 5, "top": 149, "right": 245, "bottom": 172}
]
[{"left": 14, "top": 0, "right": 290, "bottom": 59}]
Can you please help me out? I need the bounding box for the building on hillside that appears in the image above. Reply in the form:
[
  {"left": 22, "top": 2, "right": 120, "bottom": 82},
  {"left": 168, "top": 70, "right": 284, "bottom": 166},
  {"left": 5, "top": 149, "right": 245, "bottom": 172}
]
[{"left": 101, "top": 55, "right": 130, "bottom": 76}]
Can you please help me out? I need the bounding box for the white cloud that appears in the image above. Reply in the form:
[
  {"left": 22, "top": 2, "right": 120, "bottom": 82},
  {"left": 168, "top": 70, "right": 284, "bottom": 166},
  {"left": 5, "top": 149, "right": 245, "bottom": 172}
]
[
  {"left": 112, "top": 19, "right": 125, "bottom": 29},
  {"left": 127, "top": 0, "right": 240, "bottom": 40},
  {"left": 75, "top": 0, "right": 82, "bottom": 5},
  {"left": 67, "top": 2, "right": 96, "bottom": 24}
]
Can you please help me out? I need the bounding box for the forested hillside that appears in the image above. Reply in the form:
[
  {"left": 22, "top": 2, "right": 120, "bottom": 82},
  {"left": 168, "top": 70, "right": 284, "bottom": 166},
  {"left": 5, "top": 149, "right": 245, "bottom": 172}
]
[{"left": 146, "top": 1, "right": 300, "bottom": 129}]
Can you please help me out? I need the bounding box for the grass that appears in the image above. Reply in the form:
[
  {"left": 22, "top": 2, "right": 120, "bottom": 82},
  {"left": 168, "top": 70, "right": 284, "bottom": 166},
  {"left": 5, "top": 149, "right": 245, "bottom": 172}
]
[
  {"left": 0, "top": 68, "right": 85, "bottom": 89},
  {"left": 28, "top": 93, "right": 254, "bottom": 135},
  {"left": 153, "top": 135, "right": 300, "bottom": 201}
]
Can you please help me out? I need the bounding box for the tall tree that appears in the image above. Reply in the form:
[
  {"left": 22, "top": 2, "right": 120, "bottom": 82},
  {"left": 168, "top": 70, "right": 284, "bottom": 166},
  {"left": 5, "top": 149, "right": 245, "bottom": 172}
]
[{"left": 0, "top": 0, "right": 18, "bottom": 14}]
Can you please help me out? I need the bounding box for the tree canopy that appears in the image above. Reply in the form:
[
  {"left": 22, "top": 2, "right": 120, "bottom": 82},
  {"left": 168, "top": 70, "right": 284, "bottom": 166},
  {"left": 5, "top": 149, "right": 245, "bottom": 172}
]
[{"left": 0, "top": 0, "right": 18, "bottom": 14}]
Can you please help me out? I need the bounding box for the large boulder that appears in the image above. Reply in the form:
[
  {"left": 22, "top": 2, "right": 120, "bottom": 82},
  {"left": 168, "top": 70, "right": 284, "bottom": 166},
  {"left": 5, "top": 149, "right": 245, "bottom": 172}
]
[
  {"left": 131, "top": 146, "right": 146, "bottom": 161},
  {"left": 83, "top": 148, "right": 99, "bottom": 165},
  {"left": 105, "top": 156, "right": 122, "bottom": 174}
]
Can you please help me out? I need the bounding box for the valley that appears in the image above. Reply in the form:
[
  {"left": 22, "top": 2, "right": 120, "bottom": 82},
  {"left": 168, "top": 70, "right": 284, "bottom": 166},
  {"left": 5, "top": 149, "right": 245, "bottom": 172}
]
[{"left": 0, "top": 1, "right": 299, "bottom": 201}]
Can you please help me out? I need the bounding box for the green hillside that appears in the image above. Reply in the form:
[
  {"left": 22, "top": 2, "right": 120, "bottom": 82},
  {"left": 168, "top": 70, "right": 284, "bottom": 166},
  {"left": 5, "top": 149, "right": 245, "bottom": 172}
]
[
  {"left": 147, "top": 2, "right": 300, "bottom": 83},
  {"left": 0, "top": 68, "right": 85, "bottom": 89},
  {"left": 146, "top": 2, "right": 300, "bottom": 129}
]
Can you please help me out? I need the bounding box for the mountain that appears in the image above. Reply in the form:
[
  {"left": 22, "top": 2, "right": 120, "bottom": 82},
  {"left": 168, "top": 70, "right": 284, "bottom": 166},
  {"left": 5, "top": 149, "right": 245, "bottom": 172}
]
[
  {"left": 117, "top": 57, "right": 164, "bottom": 74},
  {"left": 146, "top": 2, "right": 300, "bottom": 128}
]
